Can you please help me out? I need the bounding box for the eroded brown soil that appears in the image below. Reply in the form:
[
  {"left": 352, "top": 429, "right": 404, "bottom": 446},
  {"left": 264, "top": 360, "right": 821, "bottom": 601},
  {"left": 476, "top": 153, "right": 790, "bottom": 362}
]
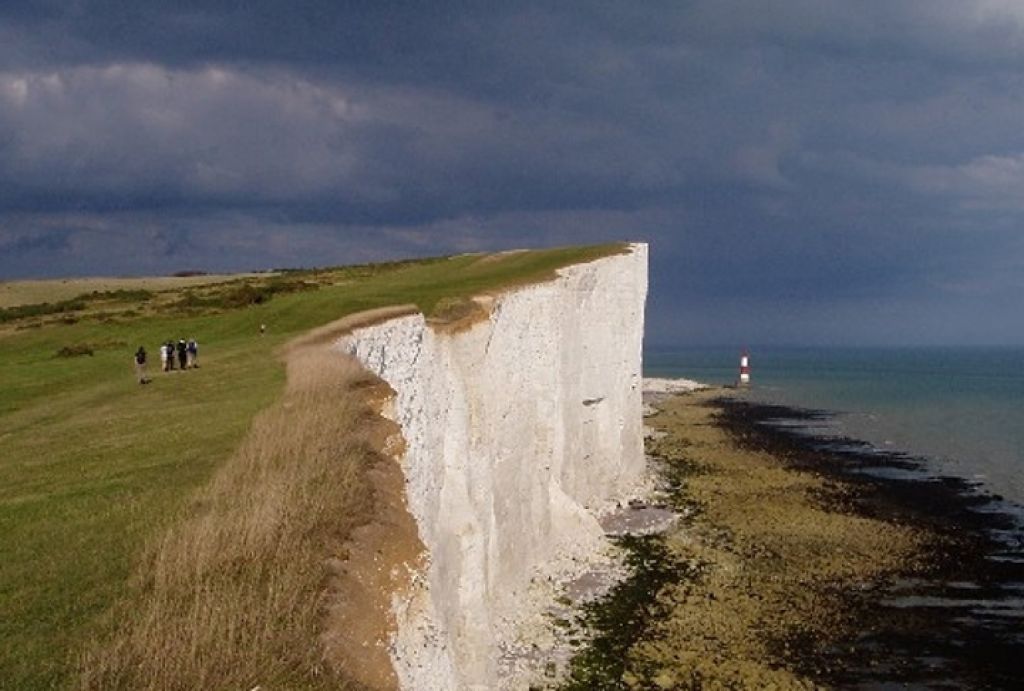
[{"left": 322, "top": 381, "right": 424, "bottom": 691}]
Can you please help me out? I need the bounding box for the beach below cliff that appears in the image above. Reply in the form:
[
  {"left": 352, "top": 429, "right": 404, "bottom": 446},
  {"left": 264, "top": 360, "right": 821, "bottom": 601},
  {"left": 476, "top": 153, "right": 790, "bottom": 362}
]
[{"left": 558, "top": 387, "right": 1024, "bottom": 689}]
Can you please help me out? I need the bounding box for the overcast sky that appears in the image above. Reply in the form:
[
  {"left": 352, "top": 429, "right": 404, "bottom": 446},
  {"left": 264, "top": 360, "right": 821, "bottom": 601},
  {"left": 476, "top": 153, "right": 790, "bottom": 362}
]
[{"left": 2, "top": 1, "right": 1023, "bottom": 346}]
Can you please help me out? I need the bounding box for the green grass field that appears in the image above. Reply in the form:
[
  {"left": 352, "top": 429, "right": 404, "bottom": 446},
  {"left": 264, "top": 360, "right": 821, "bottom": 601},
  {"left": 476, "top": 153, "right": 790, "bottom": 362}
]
[{"left": 0, "top": 244, "right": 625, "bottom": 689}]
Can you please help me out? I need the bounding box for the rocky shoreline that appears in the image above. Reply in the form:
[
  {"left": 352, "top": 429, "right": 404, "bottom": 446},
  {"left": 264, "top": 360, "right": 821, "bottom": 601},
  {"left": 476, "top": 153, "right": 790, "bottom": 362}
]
[{"left": 554, "top": 387, "right": 1024, "bottom": 689}]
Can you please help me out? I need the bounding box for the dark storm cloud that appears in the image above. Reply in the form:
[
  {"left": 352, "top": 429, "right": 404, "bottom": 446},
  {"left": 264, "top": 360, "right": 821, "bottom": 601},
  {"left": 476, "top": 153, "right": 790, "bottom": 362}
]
[
  {"left": 1, "top": 2, "right": 1024, "bottom": 344},
  {"left": 0, "top": 226, "right": 71, "bottom": 254}
]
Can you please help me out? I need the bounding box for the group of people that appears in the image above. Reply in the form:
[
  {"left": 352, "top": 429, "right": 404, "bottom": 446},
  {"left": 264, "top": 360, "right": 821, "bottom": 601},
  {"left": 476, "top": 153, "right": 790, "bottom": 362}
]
[
  {"left": 160, "top": 339, "right": 199, "bottom": 372},
  {"left": 132, "top": 339, "right": 200, "bottom": 385}
]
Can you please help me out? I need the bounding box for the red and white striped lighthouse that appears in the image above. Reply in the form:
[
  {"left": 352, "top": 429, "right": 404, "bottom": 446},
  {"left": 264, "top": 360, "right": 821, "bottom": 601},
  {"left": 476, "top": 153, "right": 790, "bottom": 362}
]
[{"left": 738, "top": 350, "right": 751, "bottom": 386}]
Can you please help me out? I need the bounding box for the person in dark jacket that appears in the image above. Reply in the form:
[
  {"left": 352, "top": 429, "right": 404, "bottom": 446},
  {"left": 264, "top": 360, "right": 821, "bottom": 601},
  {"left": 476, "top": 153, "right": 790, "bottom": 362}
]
[
  {"left": 134, "top": 346, "right": 148, "bottom": 384},
  {"left": 177, "top": 339, "right": 187, "bottom": 370}
]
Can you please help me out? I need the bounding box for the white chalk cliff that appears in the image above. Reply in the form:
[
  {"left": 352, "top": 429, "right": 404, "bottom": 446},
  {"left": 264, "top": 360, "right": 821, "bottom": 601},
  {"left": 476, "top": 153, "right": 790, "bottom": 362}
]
[{"left": 337, "top": 244, "right": 648, "bottom": 690}]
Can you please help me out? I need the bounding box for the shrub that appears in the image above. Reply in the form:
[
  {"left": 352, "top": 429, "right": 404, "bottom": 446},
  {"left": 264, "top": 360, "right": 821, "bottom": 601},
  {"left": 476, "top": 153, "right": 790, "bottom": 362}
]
[
  {"left": 169, "top": 280, "right": 319, "bottom": 313},
  {"left": 83, "top": 289, "right": 154, "bottom": 302},
  {"left": 0, "top": 299, "right": 87, "bottom": 323},
  {"left": 221, "top": 284, "right": 269, "bottom": 307},
  {"left": 57, "top": 345, "right": 94, "bottom": 358}
]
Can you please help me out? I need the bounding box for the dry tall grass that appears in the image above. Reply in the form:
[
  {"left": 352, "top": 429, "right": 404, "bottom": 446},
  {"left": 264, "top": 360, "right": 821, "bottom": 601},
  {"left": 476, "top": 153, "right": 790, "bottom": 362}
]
[{"left": 79, "top": 347, "right": 384, "bottom": 690}]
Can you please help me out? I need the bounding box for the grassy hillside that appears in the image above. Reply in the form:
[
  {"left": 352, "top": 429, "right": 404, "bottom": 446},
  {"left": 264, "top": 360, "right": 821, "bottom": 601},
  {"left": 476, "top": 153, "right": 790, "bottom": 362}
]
[
  {"left": 0, "top": 273, "right": 276, "bottom": 309},
  {"left": 0, "top": 243, "right": 627, "bottom": 689}
]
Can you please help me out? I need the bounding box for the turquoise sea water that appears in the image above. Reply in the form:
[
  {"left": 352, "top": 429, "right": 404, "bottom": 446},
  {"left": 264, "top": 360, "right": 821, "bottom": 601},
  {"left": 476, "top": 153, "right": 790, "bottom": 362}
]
[{"left": 645, "top": 347, "right": 1024, "bottom": 505}]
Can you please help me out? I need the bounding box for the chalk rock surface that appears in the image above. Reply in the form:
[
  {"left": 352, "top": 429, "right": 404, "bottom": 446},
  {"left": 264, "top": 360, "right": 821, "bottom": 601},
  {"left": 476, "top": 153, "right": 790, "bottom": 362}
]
[{"left": 337, "top": 244, "right": 648, "bottom": 690}]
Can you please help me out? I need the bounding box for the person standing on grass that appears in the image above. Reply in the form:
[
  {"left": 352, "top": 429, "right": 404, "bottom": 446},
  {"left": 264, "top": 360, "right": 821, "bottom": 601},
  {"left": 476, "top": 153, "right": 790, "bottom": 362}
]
[
  {"left": 159, "top": 342, "right": 169, "bottom": 372},
  {"left": 177, "top": 339, "right": 187, "bottom": 370},
  {"left": 134, "top": 346, "right": 148, "bottom": 384},
  {"left": 187, "top": 338, "right": 198, "bottom": 368},
  {"left": 165, "top": 340, "right": 175, "bottom": 370}
]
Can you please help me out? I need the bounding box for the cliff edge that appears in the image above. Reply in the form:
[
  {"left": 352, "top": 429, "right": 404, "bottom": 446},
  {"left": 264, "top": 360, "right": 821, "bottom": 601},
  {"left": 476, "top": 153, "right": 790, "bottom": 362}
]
[{"left": 336, "top": 243, "right": 648, "bottom": 690}]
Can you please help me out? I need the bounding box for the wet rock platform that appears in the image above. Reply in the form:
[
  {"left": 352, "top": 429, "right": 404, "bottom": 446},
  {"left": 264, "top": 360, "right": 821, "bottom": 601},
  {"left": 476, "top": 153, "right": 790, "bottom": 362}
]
[{"left": 550, "top": 389, "right": 1024, "bottom": 689}]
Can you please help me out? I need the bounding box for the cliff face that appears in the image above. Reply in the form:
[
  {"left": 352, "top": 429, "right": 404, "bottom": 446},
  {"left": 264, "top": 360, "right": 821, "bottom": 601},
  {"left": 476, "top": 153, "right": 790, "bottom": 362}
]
[{"left": 337, "top": 244, "right": 648, "bottom": 690}]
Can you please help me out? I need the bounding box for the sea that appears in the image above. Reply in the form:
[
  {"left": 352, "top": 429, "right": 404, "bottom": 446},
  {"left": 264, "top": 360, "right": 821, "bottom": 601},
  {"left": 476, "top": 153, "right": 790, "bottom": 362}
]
[{"left": 645, "top": 346, "right": 1024, "bottom": 507}]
